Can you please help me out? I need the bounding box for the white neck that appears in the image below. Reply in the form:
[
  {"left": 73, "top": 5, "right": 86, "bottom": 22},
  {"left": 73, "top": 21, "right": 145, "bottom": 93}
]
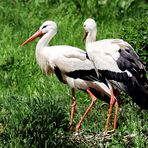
[
  {"left": 36, "top": 30, "right": 56, "bottom": 50},
  {"left": 85, "top": 28, "right": 97, "bottom": 48},
  {"left": 35, "top": 29, "right": 56, "bottom": 73}
]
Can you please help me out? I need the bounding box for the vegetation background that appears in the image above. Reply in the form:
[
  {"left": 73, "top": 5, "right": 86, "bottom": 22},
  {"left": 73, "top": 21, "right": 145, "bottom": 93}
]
[{"left": 0, "top": 0, "right": 147, "bottom": 147}]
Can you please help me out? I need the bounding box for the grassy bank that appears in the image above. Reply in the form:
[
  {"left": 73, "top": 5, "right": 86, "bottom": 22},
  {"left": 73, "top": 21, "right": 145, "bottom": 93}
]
[{"left": 0, "top": 0, "right": 147, "bottom": 147}]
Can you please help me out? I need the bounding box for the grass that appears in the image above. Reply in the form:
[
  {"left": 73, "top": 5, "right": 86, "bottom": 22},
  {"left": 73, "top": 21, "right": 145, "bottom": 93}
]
[{"left": 0, "top": 0, "right": 148, "bottom": 147}]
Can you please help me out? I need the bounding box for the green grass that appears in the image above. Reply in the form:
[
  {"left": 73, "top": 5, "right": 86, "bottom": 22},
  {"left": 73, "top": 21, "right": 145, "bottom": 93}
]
[{"left": 0, "top": 0, "right": 148, "bottom": 147}]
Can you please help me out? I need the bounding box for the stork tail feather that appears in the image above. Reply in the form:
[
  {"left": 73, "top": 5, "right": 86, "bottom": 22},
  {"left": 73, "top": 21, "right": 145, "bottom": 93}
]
[{"left": 126, "top": 77, "right": 148, "bottom": 109}]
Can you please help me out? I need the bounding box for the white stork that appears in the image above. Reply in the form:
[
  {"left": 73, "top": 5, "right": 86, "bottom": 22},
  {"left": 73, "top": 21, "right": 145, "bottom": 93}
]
[
  {"left": 82, "top": 18, "right": 148, "bottom": 133},
  {"left": 21, "top": 20, "right": 118, "bottom": 135}
]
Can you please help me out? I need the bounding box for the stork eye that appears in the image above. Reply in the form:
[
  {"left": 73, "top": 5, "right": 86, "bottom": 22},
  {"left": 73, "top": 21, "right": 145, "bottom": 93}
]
[{"left": 42, "top": 25, "right": 48, "bottom": 29}]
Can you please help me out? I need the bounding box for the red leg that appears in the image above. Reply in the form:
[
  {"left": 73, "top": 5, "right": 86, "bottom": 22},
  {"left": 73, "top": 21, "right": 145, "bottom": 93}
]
[
  {"left": 113, "top": 90, "right": 119, "bottom": 130},
  {"left": 75, "top": 89, "right": 97, "bottom": 134},
  {"left": 69, "top": 88, "right": 76, "bottom": 132},
  {"left": 105, "top": 88, "right": 115, "bottom": 134},
  {"left": 113, "top": 100, "right": 119, "bottom": 129}
]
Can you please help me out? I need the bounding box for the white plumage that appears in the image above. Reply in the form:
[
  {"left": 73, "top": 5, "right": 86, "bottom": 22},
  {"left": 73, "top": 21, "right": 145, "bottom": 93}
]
[
  {"left": 86, "top": 38, "right": 133, "bottom": 76},
  {"left": 21, "top": 20, "right": 119, "bottom": 135},
  {"left": 83, "top": 18, "right": 147, "bottom": 89}
]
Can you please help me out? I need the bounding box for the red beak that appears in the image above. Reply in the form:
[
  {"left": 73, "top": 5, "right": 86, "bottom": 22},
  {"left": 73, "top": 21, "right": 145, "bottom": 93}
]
[
  {"left": 82, "top": 31, "right": 88, "bottom": 42},
  {"left": 21, "top": 31, "right": 44, "bottom": 46}
]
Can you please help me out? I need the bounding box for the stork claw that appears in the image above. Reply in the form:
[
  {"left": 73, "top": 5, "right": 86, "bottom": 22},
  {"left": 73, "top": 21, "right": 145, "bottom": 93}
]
[{"left": 75, "top": 132, "right": 79, "bottom": 136}]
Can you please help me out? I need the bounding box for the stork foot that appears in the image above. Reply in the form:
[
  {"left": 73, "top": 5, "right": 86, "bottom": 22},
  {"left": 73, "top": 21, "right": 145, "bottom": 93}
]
[
  {"left": 75, "top": 132, "right": 79, "bottom": 136},
  {"left": 104, "top": 129, "right": 115, "bottom": 137}
]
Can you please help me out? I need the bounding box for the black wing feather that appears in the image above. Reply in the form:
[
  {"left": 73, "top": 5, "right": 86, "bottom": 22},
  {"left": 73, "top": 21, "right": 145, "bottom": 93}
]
[{"left": 66, "top": 69, "right": 108, "bottom": 87}]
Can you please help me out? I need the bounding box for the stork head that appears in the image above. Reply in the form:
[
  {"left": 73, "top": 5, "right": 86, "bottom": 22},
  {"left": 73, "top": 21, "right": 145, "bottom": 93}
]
[
  {"left": 39, "top": 21, "right": 57, "bottom": 34},
  {"left": 21, "top": 21, "right": 57, "bottom": 46},
  {"left": 82, "top": 18, "right": 97, "bottom": 42}
]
